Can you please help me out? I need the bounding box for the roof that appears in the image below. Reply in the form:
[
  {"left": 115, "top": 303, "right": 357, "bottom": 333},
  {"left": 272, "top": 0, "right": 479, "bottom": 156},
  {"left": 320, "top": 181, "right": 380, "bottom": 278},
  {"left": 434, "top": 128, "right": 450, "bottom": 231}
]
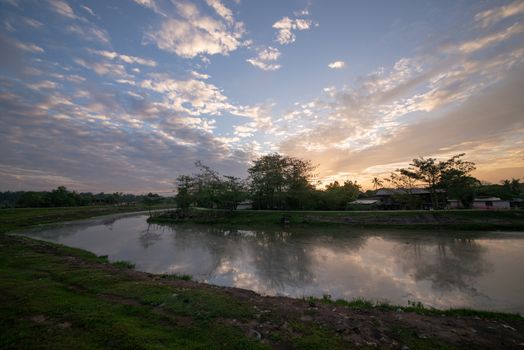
[
  {"left": 473, "top": 197, "right": 507, "bottom": 202},
  {"left": 375, "top": 188, "right": 445, "bottom": 196},
  {"left": 350, "top": 199, "right": 380, "bottom": 205}
]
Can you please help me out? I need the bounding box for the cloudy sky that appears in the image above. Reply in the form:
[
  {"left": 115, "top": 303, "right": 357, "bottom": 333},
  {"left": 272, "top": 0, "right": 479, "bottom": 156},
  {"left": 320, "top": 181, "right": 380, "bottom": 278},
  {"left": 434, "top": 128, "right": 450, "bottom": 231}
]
[{"left": 1, "top": 0, "right": 523, "bottom": 193}]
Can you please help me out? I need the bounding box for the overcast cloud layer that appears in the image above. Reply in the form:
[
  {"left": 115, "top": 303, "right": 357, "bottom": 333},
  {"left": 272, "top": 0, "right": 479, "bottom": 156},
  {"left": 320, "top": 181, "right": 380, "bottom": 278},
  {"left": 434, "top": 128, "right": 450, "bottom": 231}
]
[{"left": 1, "top": 0, "right": 523, "bottom": 193}]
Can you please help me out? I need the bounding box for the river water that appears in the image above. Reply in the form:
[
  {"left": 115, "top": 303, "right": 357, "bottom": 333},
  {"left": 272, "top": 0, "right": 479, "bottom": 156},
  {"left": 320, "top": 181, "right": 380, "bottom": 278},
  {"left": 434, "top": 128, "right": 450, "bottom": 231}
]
[{"left": 20, "top": 212, "right": 524, "bottom": 313}]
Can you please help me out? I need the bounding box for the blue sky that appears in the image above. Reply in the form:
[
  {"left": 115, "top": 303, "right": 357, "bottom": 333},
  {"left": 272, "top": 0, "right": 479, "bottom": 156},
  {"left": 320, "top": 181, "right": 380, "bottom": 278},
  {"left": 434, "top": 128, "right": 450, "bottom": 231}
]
[{"left": 1, "top": 0, "right": 523, "bottom": 193}]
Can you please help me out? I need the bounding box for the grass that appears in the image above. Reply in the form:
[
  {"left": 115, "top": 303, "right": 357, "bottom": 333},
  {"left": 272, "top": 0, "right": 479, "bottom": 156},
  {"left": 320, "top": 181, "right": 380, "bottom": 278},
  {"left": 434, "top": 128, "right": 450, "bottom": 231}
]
[
  {"left": 0, "top": 235, "right": 267, "bottom": 350},
  {"left": 111, "top": 260, "right": 136, "bottom": 269},
  {"left": 159, "top": 273, "right": 192, "bottom": 281},
  {"left": 308, "top": 296, "right": 523, "bottom": 321},
  {"left": 150, "top": 208, "right": 524, "bottom": 230},
  {"left": 0, "top": 204, "right": 176, "bottom": 234}
]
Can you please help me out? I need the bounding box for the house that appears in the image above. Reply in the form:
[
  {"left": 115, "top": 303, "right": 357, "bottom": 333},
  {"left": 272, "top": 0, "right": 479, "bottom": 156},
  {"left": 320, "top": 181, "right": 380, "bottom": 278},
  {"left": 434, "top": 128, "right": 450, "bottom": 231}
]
[
  {"left": 447, "top": 199, "right": 462, "bottom": 209},
  {"left": 236, "top": 200, "right": 253, "bottom": 210},
  {"left": 370, "top": 188, "right": 447, "bottom": 210},
  {"left": 347, "top": 199, "right": 380, "bottom": 210},
  {"left": 472, "top": 197, "right": 510, "bottom": 210}
]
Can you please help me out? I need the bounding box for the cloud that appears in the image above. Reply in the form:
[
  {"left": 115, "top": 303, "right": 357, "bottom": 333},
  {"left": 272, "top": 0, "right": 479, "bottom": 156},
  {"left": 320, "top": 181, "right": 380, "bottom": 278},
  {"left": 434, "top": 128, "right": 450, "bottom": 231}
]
[
  {"left": 13, "top": 40, "right": 44, "bottom": 53},
  {"left": 80, "top": 5, "right": 97, "bottom": 18},
  {"left": 272, "top": 16, "right": 312, "bottom": 44},
  {"left": 206, "top": 0, "right": 234, "bottom": 24},
  {"left": 132, "top": 0, "right": 166, "bottom": 16},
  {"left": 74, "top": 58, "right": 129, "bottom": 78},
  {"left": 190, "top": 71, "right": 210, "bottom": 80},
  {"left": 276, "top": 18, "right": 524, "bottom": 186},
  {"left": 88, "top": 49, "right": 157, "bottom": 67},
  {"left": 147, "top": 1, "right": 244, "bottom": 58},
  {"left": 246, "top": 47, "right": 281, "bottom": 71},
  {"left": 48, "top": 0, "right": 76, "bottom": 19},
  {"left": 475, "top": 1, "right": 524, "bottom": 28},
  {"left": 328, "top": 61, "right": 345, "bottom": 69},
  {"left": 0, "top": 76, "right": 251, "bottom": 192},
  {"left": 459, "top": 23, "right": 524, "bottom": 53},
  {"left": 140, "top": 75, "right": 233, "bottom": 116},
  {"left": 67, "top": 23, "right": 110, "bottom": 44},
  {"left": 22, "top": 17, "right": 44, "bottom": 28}
]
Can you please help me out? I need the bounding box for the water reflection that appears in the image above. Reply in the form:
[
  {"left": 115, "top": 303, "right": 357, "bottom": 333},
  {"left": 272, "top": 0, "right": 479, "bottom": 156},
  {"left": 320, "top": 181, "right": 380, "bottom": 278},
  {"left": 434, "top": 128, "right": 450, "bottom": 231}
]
[
  {"left": 21, "top": 214, "right": 524, "bottom": 313},
  {"left": 397, "top": 239, "right": 491, "bottom": 297}
]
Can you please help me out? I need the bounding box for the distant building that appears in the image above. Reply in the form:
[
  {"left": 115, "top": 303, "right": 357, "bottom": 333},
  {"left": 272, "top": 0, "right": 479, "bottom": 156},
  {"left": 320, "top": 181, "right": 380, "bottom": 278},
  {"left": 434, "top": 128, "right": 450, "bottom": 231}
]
[
  {"left": 236, "top": 200, "right": 253, "bottom": 210},
  {"left": 347, "top": 199, "right": 380, "bottom": 209},
  {"left": 472, "top": 197, "right": 510, "bottom": 210},
  {"left": 369, "top": 188, "right": 446, "bottom": 210}
]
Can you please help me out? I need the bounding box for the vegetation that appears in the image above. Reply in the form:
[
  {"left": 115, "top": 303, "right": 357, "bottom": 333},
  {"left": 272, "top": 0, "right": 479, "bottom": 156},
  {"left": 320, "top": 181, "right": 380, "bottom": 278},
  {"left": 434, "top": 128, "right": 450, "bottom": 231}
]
[
  {"left": 172, "top": 153, "right": 523, "bottom": 213},
  {"left": 0, "top": 204, "right": 176, "bottom": 234},
  {"left": 175, "top": 155, "right": 362, "bottom": 212},
  {"left": 0, "top": 186, "right": 174, "bottom": 208},
  {"left": 175, "top": 162, "right": 247, "bottom": 212},
  {"left": 150, "top": 207, "right": 524, "bottom": 230},
  {"left": 248, "top": 153, "right": 317, "bottom": 210}
]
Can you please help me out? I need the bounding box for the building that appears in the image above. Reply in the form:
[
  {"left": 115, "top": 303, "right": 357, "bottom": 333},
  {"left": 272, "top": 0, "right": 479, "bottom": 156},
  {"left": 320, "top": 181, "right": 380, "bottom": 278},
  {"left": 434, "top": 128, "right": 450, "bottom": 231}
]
[
  {"left": 472, "top": 197, "right": 510, "bottom": 210},
  {"left": 236, "top": 200, "right": 253, "bottom": 210},
  {"left": 370, "top": 188, "right": 447, "bottom": 210}
]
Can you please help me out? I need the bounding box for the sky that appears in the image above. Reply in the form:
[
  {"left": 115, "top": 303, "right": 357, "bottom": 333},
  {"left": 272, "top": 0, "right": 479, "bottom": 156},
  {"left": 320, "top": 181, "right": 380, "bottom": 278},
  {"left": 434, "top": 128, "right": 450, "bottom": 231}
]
[{"left": 0, "top": 0, "right": 523, "bottom": 194}]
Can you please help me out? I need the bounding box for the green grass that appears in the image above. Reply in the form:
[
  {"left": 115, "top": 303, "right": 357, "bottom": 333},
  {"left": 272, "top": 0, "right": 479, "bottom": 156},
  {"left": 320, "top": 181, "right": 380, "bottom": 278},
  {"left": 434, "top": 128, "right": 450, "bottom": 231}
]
[
  {"left": 159, "top": 273, "right": 192, "bottom": 281},
  {"left": 0, "top": 235, "right": 267, "bottom": 350},
  {"left": 309, "top": 296, "right": 523, "bottom": 321},
  {"left": 0, "top": 204, "right": 176, "bottom": 234},
  {"left": 150, "top": 208, "right": 524, "bottom": 230},
  {"left": 111, "top": 260, "right": 136, "bottom": 269}
]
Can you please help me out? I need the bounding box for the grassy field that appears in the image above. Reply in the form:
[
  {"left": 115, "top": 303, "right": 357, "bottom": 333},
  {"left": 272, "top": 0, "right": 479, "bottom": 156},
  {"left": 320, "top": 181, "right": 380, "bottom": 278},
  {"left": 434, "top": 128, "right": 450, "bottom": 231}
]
[
  {"left": 0, "top": 204, "right": 176, "bottom": 234},
  {"left": 150, "top": 208, "right": 524, "bottom": 230},
  {"left": 1, "top": 207, "right": 524, "bottom": 349},
  {"left": 1, "top": 234, "right": 523, "bottom": 350}
]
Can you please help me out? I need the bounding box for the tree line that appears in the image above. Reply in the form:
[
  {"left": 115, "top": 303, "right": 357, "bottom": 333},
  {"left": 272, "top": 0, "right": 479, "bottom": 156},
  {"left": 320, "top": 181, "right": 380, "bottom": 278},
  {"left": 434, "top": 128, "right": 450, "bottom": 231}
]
[
  {"left": 0, "top": 186, "right": 173, "bottom": 208},
  {"left": 175, "top": 153, "right": 522, "bottom": 211}
]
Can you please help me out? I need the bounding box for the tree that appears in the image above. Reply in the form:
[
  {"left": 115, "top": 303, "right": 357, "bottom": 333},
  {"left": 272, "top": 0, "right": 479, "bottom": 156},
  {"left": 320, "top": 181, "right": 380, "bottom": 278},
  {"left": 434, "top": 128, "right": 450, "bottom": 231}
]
[
  {"left": 248, "top": 153, "right": 316, "bottom": 210},
  {"left": 174, "top": 162, "right": 247, "bottom": 211},
  {"left": 399, "top": 153, "right": 476, "bottom": 209},
  {"left": 175, "top": 175, "right": 196, "bottom": 212},
  {"left": 45, "top": 186, "right": 77, "bottom": 207},
  {"left": 371, "top": 177, "right": 383, "bottom": 190},
  {"left": 143, "top": 192, "right": 162, "bottom": 215},
  {"left": 385, "top": 172, "right": 421, "bottom": 209},
  {"left": 323, "top": 180, "right": 361, "bottom": 210}
]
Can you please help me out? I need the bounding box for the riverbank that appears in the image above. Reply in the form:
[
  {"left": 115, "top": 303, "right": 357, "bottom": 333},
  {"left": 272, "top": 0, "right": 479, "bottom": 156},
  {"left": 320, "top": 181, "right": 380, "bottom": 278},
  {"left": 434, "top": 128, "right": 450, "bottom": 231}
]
[
  {"left": 0, "top": 204, "right": 176, "bottom": 234},
  {"left": 149, "top": 208, "right": 524, "bottom": 230},
  {"left": 1, "top": 233, "right": 523, "bottom": 350}
]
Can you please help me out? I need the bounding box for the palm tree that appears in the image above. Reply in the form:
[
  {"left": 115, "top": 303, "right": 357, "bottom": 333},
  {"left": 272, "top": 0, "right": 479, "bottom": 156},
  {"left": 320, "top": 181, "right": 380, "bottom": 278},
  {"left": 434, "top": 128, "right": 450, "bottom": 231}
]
[{"left": 372, "top": 177, "right": 383, "bottom": 190}]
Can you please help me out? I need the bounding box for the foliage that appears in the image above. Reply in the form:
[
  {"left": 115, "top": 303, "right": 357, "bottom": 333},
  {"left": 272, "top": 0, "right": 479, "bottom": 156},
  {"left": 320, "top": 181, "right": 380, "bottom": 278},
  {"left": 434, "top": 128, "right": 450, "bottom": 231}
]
[
  {"left": 0, "top": 187, "right": 173, "bottom": 208},
  {"left": 371, "top": 177, "right": 383, "bottom": 190},
  {"left": 248, "top": 153, "right": 316, "bottom": 210},
  {"left": 477, "top": 178, "right": 522, "bottom": 200},
  {"left": 174, "top": 162, "right": 248, "bottom": 211},
  {"left": 321, "top": 180, "right": 361, "bottom": 210},
  {"left": 398, "top": 153, "right": 476, "bottom": 209}
]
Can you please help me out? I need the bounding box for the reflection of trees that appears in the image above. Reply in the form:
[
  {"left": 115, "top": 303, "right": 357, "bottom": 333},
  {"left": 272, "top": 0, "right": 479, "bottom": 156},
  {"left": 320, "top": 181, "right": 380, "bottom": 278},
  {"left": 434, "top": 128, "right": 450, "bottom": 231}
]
[
  {"left": 158, "top": 224, "right": 368, "bottom": 293},
  {"left": 396, "top": 237, "right": 492, "bottom": 296},
  {"left": 138, "top": 224, "right": 163, "bottom": 249}
]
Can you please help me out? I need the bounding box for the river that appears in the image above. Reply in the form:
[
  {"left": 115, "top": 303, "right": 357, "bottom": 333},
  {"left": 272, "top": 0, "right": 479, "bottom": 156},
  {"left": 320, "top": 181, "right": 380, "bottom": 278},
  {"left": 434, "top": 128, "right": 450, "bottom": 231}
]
[{"left": 20, "top": 212, "right": 524, "bottom": 313}]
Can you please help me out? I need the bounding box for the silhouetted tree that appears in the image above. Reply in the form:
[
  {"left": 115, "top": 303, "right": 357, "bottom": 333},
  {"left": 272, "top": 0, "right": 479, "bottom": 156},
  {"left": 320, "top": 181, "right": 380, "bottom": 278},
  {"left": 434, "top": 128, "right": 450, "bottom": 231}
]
[
  {"left": 399, "top": 153, "right": 476, "bottom": 209},
  {"left": 371, "top": 177, "right": 383, "bottom": 190},
  {"left": 248, "top": 153, "right": 316, "bottom": 210}
]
